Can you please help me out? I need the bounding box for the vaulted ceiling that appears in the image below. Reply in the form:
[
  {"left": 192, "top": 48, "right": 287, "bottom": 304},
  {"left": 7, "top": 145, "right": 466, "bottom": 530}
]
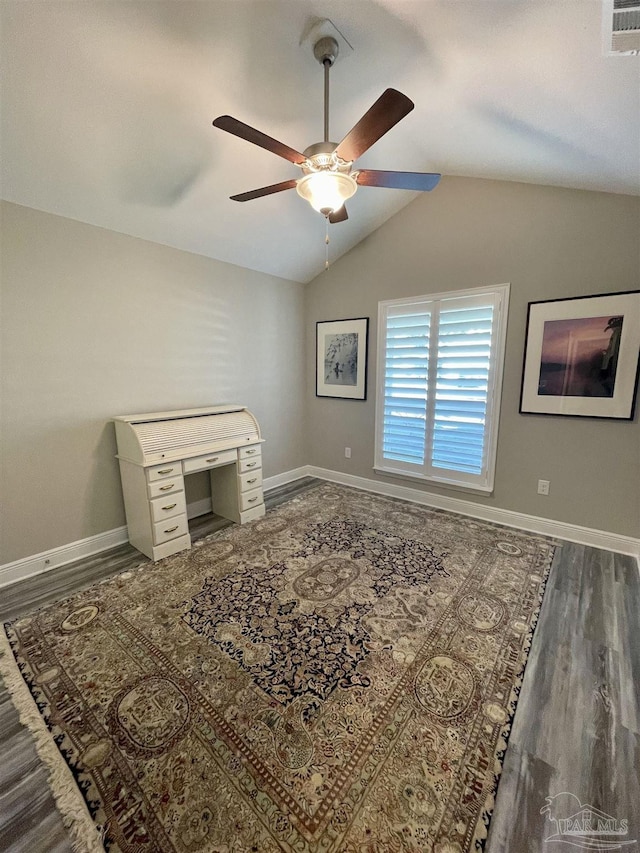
[{"left": 2, "top": 1, "right": 639, "bottom": 283}]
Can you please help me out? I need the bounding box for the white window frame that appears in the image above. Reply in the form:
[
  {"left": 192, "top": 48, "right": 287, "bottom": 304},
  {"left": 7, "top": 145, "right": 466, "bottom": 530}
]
[{"left": 374, "top": 283, "right": 510, "bottom": 493}]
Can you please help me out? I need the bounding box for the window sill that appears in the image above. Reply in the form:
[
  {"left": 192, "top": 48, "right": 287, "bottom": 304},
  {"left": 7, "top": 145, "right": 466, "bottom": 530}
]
[{"left": 373, "top": 466, "right": 494, "bottom": 497}]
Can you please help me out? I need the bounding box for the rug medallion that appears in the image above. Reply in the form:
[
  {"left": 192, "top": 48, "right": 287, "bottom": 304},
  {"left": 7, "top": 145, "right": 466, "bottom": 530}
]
[{"left": 3, "top": 483, "right": 554, "bottom": 852}]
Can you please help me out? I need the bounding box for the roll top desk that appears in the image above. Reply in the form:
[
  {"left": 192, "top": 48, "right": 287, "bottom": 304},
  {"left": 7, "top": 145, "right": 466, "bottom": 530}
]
[{"left": 114, "top": 405, "right": 265, "bottom": 561}]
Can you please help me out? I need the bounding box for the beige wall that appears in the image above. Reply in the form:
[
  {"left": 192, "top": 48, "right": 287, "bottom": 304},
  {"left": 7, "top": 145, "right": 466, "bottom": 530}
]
[
  {"left": 1, "top": 202, "right": 306, "bottom": 563},
  {"left": 2, "top": 180, "right": 639, "bottom": 566},
  {"left": 305, "top": 177, "right": 640, "bottom": 538}
]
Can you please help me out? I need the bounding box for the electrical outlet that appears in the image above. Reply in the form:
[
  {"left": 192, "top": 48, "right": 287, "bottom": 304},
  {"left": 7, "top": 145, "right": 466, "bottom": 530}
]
[
  {"left": 344, "top": 447, "right": 351, "bottom": 459},
  {"left": 537, "top": 479, "right": 550, "bottom": 495}
]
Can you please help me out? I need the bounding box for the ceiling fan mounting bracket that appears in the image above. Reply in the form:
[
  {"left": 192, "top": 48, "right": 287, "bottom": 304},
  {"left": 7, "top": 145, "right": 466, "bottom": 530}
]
[
  {"left": 301, "top": 18, "right": 353, "bottom": 66},
  {"left": 313, "top": 36, "right": 339, "bottom": 67}
]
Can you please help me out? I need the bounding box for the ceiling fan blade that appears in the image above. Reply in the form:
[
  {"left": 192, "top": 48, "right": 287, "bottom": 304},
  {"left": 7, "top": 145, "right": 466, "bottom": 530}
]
[
  {"left": 230, "top": 179, "right": 298, "bottom": 202},
  {"left": 213, "top": 115, "right": 307, "bottom": 165},
  {"left": 357, "top": 170, "right": 441, "bottom": 191},
  {"left": 329, "top": 205, "right": 348, "bottom": 224},
  {"left": 334, "top": 89, "right": 414, "bottom": 163}
]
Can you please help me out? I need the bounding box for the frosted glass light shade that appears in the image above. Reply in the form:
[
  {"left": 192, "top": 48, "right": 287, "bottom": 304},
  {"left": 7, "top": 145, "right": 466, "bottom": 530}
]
[{"left": 296, "top": 171, "right": 357, "bottom": 214}]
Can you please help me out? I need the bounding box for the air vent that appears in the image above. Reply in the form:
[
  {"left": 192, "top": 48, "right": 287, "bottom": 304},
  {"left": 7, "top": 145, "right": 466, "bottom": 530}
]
[{"left": 607, "top": 0, "right": 640, "bottom": 54}]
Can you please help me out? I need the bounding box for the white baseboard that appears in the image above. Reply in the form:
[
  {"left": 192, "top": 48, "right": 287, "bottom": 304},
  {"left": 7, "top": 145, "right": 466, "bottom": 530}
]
[
  {"left": 0, "top": 526, "right": 130, "bottom": 589},
  {"left": 0, "top": 470, "right": 315, "bottom": 589},
  {"left": 263, "top": 467, "right": 312, "bottom": 491},
  {"left": 1, "top": 465, "right": 637, "bottom": 589},
  {"left": 187, "top": 497, "right": 213, "bottom": 520},
  {"left": 1, "top": 496, "right": 221, "bottom": 589},
  {"left": 307, "top": 466, "right": 640, "bottom": 559},
  {"left": 186, "top": 469, "right": 311, "bottom": 520}
]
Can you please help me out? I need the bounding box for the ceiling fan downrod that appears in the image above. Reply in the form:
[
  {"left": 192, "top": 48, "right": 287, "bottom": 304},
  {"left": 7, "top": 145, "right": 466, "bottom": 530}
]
[
  {"left": 313, "top": 36, "right": 338, "bottom": 144},
  {"left": 295, "top": 35, "right": 356, "bottom": 225}
]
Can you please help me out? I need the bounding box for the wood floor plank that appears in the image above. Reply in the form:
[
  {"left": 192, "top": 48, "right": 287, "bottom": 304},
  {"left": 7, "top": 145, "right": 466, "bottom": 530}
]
[
  {"left": 489, "top": 544, "right": 640, "bottom": 851},
  {"left": 618, "top": 554, "right": 640, "bottom": 735},
  {"left": 484, "top": 744, "right": 555, "bottom": 853}
]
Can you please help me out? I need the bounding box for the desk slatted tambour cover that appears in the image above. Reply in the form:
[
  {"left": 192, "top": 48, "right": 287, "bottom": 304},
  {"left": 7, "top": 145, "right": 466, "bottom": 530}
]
[{"left": 114, "top": 405, "right": 265, "bottom": 560}]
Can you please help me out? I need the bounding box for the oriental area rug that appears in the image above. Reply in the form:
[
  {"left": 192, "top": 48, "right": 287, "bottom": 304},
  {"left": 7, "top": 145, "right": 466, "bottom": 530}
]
[{"left": 1, "top": 483, "right": 555, "bottom": 853}]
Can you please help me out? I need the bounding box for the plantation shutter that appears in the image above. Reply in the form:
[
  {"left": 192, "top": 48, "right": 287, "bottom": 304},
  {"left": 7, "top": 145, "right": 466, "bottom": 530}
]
[
  {"left": 382, "top": 308, "right": 430, "bottom": 465},
  {"left": 375, "top": 285, "right": 509, "bottom": 492},
  {"left": 432, "top": 301, "right": 494, "bottom": 476}
]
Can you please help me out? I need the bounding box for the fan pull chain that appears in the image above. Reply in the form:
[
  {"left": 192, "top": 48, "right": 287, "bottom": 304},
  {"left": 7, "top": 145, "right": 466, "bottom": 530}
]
[{"left": 325, "top": 217, "right": 330, "bottom": 270}]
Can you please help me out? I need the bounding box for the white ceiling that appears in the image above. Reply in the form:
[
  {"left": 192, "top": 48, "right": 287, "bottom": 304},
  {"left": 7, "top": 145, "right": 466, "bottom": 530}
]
[{"left": 1, "top": 1, "right": 639, "bottom": 284}]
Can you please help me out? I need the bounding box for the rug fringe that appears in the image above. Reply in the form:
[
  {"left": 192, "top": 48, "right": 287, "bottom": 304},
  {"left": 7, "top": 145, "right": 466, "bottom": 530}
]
[{"left": 0, "top": 626, "right": 106, "bottom": 853}]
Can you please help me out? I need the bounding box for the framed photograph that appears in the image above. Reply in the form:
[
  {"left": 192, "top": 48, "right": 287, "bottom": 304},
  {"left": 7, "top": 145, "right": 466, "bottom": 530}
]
[
  {"left": 316, "top": 317, "right": 369, "bottom": 400},
  {"left": 520, "top": 290, "right": 640, "bottom": 419}
]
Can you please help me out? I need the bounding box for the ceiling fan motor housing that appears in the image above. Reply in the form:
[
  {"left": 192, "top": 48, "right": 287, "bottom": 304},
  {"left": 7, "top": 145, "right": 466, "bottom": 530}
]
[{"left": 301, "top": 141, "right": 351, "bottom": 170}]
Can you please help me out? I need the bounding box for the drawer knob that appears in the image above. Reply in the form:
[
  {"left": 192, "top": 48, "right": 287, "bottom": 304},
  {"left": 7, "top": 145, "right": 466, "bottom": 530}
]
[
  {"left": 206, "top": 457, "right": 219, "bottom": 463},
  {"left": 246, "top": 449, "right": 256, "bottom": 455},
  {"left": 162, "top": 503, "right": 177, "bottom": 511},
  {"left": 248, "top": 497, "right": 258, "bottom": 503},
  {"left": 246, "top": 462, "right": 257, "bottom": 468},
  {"left": 247, "top": 478, "right": 257, "bottom": 484},
  {"left": 164, "top": 525, "right": 179, "bottom": 533},
  {"left": 158, "top": 468, "right": 174, "bottom": 475},
  {"left": 159, "top": 484, "right": 175, "bottom": 491}
]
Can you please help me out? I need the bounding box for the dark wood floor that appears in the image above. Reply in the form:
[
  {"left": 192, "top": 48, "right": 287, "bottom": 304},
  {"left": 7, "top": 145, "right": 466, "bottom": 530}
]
[
  {"left": 488, "top": 542, "right": 640, "bottom": 851},
  {"left": 1, "top": 478, "right": 638, "bottom": 853}
]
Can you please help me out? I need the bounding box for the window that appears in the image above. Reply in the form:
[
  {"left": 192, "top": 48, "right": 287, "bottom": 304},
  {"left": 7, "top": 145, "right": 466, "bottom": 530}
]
[{"left": 374, "top": 284, "right": 509, "bottom": 492}]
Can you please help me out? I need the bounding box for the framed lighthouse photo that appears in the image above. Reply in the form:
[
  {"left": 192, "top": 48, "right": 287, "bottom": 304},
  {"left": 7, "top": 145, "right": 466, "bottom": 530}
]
[{"left": 520, "top": 290, "right": 640, "bottom": 419}]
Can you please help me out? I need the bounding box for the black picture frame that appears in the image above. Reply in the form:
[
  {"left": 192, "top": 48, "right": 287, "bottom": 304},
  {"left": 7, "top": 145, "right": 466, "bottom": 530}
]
[
  {"left": 316, "top": 317, "right": 369, "bottom": 400},
  {"left": 519, "top": 290, "right": 640, "bottom": 419}
]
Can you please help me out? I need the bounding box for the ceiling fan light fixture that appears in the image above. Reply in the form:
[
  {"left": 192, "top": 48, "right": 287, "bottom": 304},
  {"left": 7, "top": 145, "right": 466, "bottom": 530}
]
[{"left": 296, "top": 171, "right": 357, "bottom": 216}]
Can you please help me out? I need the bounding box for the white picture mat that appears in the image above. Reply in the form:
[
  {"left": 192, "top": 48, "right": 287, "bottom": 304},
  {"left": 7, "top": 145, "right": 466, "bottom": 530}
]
[{"left": 520, "top": 291, "right": 640, "bottom": 418}]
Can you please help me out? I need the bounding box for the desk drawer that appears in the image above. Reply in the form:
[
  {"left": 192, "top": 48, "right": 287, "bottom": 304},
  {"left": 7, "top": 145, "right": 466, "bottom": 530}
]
[
  {"left": 240, "top": 488, "right": 264, "bottom": 512},
  {"left": 239, "top": 503, "right": 266, "bottom": 524},
  {"left": 153, "top": 514, "right": 189, "bottom": 546},
  {"left": 148, "top": 477, "right": 184, "bottom": 499},
  {"left": 240, "top": 470, "right": 263, "bottom": 492},
  {"left": 239, "top": 444, "right": 261, "bottom": 461},
  {"left": 150, "top": 490, "right": 187, "bottom": 523},
  {"left": 147, "top": 461, "right": 182, "bottom": 482},
  {"left": 239, "top": 457, "right": 261, "bottom": 474},
  {"left": 183, "top": 448, "right": 237, "bottom": 475}
]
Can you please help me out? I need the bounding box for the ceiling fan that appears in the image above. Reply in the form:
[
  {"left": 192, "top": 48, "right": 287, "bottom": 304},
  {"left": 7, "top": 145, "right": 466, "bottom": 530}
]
[{"left": 212, "top": 35, "right": 441, "bottom": 224}]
